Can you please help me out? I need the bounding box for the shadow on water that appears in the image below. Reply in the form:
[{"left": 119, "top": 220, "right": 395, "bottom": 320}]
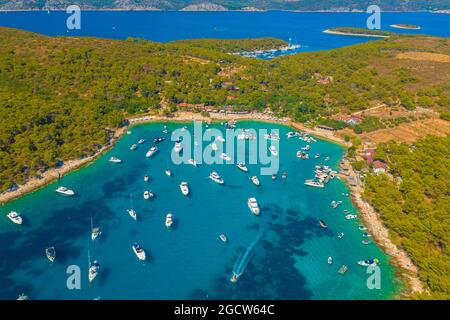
[
  {"left": 0, "top": 200, "right": 116, "bottom": 299},
  {"left": 188, "top": 201, "right": 331, "bottom": 299}
]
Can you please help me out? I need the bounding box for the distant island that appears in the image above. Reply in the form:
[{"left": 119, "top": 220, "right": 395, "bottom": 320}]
[
  {"left": 324, "top": 27, "right": 394, "bottom": 38},
  {"left": 390, "top": 24, "right": 421, "bottom": 30}
]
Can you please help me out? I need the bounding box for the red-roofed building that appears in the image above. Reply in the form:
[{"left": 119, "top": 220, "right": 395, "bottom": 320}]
[
  {"left": 372, "top": 159, "right": 388, "bottom": 174},
  {"left": 361, "top": 148, "right": 376, "bottom": 163}
]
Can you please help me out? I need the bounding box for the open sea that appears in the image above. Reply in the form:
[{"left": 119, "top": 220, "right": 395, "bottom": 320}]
[
  {"left": 0, "top": 121, "right": 401, "bottom": 299},
  {"left": 0, "top": 10, "right": 445, "bottom": 299}
]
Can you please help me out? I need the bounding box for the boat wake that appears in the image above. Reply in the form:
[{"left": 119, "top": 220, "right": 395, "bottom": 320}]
[{"left": 232, "top": 234, "right": 261, "bottom": 277}]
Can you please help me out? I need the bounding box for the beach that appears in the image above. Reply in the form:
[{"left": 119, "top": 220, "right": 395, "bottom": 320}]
[{"left": 323, "top": 29, "right": 390, "bottom": 38}]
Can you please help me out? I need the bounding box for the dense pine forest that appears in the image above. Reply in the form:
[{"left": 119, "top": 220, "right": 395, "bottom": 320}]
[{"left": 363, "top": 135, "right": 450, "bottom": 299}]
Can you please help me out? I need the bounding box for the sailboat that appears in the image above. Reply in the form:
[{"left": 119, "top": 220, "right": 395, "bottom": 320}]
[
  {"left": 91, "top": 217, "right": 101, "bottom": 241},
  {"left": 45, "top": 246, "right": 56, "bottom": 262},
  {"left": 88, "top": 247, "right": 99, "bottom": 283}
]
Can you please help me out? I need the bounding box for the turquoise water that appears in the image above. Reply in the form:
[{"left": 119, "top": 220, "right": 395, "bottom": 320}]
[{"left": 0, "top": 121, "right": 400, "bottom": 299}]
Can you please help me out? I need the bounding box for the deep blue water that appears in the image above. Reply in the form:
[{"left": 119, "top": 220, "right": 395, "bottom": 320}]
[
  {"left": 0, "top": 121, "right": 400, "bottom": 299},
  {"left": 0, "top": 11, "right": 449, "bottom": 53}
]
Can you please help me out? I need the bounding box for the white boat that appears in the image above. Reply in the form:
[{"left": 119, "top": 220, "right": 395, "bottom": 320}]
[
  {"left": 325, "top": 156, "right": 330, "bottom": 161},
  {"left": 264, "top": 133, "right": 280, "bottom": 141},
  {"left": 304, "top": 180, "right": 324, "bottom": 188},
  {"left": 328, "top": 257, "right": 333, "bottom": 265},
  {"left": 338, "top": 232, "right": 345, "bottom": 239},
  {"left": 127, "top": 209, "right": 137, "bottom": 220},
  {"left": 187, "top": 158, "right": 197, "bottom": 167},
  {"left": 251, "top": 176, "right": 260, "bottom": 186},
  {"left": 91, "top": 227, "right": 101, "bottom": 241},
  {"left": 130, "top": 144, "right": 137, "bottom": 151},
  {"left": 358, "top": 258, "right": 379, "bottom": 267},
  {"left": 132, "top": 243, "right": 146, "bottom": 261},
  {"left": 126, "top": 131, "right": 132, "bottom": 135},
  {"left": 269, "top": 146, "right": 278, "bottom": 157},
  {"left": 17, "top": 294, "right": 29, "bottom": 300},
  {"left": 144, "top": 175, "right": 149, "bottom": 182},
  {"left": 88, "top": 261, "right": 100, "bottom": 283},
  {"left": 230, "top": 273, "right": 239, "bottom": 283},
  {"left": 143, "top": 190, "right": 153, "bottom": 200},
  {"left": 7, "top": 211, "right": 22, "bottom": 225},
  {"left": 165, "top": 213, "right": 173, "bottom": 228},
  {"left": 146, "top": 146, "right": 158, "bottom": 158},
  {"left": 45, "top": 246, "right": 56, "bottom": 262},
  {"left": 55, "top": 186, "right": 75, "bottom": 196},
  {"left": 314, "top": 154, "right": 320, "bottom": 159},
  {"left": 173, "top": 141, "right": 183, "bottom": 153},
  {"left": 219, "top": 234, "right": 227, "bottom": 243},
  {"left": 180, "top": 182, "right": 189, "bottom": 196},
  {"left": 286, "top": 132, "right": 296, "bottom": 138},
  {"left": 109, "top": 156, "right": 122, "bottom": 163},
  {"left": 211, "top": 143, "right": 218, "bottom": 151},
  {"left": 215, "top": 136, "right": 226, "bottom": 142},
  {"left": 165, "top": 169, "right": 172, "bottom": 177},
  {"left": 236, "top": 163, "right": 248, "bottom": 172},
  {"left": 346, "top": 214, "right": 358, "bottom": 220},
  {"left": 247, "top": 197, "right": 260, "bottom": 215},
  {"left": 220, "top": 153, "right": 231, "bottom": 161},
  {"left": 209, "top": 171, "right": 224, "bottom": 184},
  {"left": 138, "top": 139, "right": 145, "bottom": 144},
  {"left": 301, "top": 145, "right": 310, "bottom": 151}
]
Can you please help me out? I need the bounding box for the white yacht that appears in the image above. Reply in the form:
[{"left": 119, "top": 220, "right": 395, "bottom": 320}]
[
  {"left": 127, "top": 209, "right": 137, "bottom": 220},
  {"left": 144, "top": 175, "right": 150, "bottom": 182},
  {"left": 91, "top": 227, "right": 101, "bottom": 241},
  {"left": 7, "top": 211, "right": 22, "bottom": 225},
  {"left": 328, "top": 257, "right": 333, "bottom": 265},
  {"left": 45, "top": 246, "right": 56, "bottom": 262},
  {"left": 345, "top": 214, "right": 358, "bottom": 220},
  {"left": 209, "top": 171, "right": 224, "bottom": 184},
  {"left": 138, "top": 139, "right": 145, "bottom": 144},
  {"left": 220, "top": 153, "right": 231, "bottom": 161},
  {"left": 165, "top": 169, "right": 172, "bottom": 177},
  {"left": 251, "top": 176, "right": 260, "bottom": 186},
  {"left": 55, "top": 186, "right": 75, "bottom": 196},
  {"left": 187, "top": 158, "right": 197, "bottom": 167},
  {"left": 130, "top": 144, "right": 137, "bottom": 151},
  {"left": 247, "top": 198, "right": 260, "bottom": 215},
  {"left": 236, "top": 163, "right": 248, "bottom": 172},
  {"left": 304, "top": 180, "right": 324, "bottom": 188},
  {"left": 88, "top": 261, "right": 100, "bottom": 283},
  {"left": 165, "top": 213, "right": 173, "bottom": 228},
  {"left": 132, "top": 243, "right": 146, "bottom": 261},
  {"left": 211, "top": 143, "right": 218, "bottom": 151},
  {"left": 180, "top": 182, "right": 189, "bottom": 196},
  {"left": 269, "top": 146, "right": 278, "bottom": 157},
  {"left": 146, "top": 146, "right": 158, "bottom": 158},
  {"left": 173, "top": 141, "right": 183, "bottom": 153},
  {"left": 109, "top": 156, "right": 122, "bottom": 163},
  {"left": 143, "top": 190, "right": 153, "bottom": 200},
  {"left": 219, "top": 234, "right": 227, "bottom": 243}
]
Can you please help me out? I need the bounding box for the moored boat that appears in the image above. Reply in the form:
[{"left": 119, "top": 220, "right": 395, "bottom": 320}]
[
  {"left": 219, "top": 234, "right": 227, "bottom": 243},
  {"left": 127, "top": 209, "right": 137, "bottom": 220},
  {"left": 165, "top": 213, "right": 173, "bottom": 228},
  {"left": 269, "top": 146, "right": 278, "bottom": 157},
  {"left": 173, "top": 141, "right": 183, "bottom": 153},
  {"left": 165, "top": 169, "right": 172, "bottom": 177},
  {"left": 143, "top": 190, "right": 154, "bottom": 200},
  {"left": 130, "top": 144, "right": 137, "bottom": 151},
  {"left": 187, "top": 158, "right": 197, "bottom": 167},
  {"left": 328, "top": 257, "right": 333, "bottom": 265},
  {"left": 146, "top": 146, "right": 158, "bottom": 158},
  {"left": 304, "top": 179, "right": 324, "bottom": 188},
  {"left": 358, "top": 258, "right": 379, "bottom": 267},
  {"left": 55, "top": 186, "right": 75, "bottom": 196},
  {"left": 220, "top": 153, "right": 231, "bottom": 161},
  {"left": 209, "top": 171, "right": 224, "bottom": 184},
  {"left": 88, "top": 261, "right": 100, "bottom": 282},
  {"left": 45, "top": 246, "right": 56, "bottom": 262},
  {"left": 144, "top": 175, "right": 150, "bottom": 182},
  {"left": 180, "top": 182, "right": 189, "bottom": 196},
  {"left": 338, "top": 265, "right": 348, "bottom": 275},
  {"left": 138, "top": 139, "right": 145, "bottom": 144},
  {"left": 251, "top": 175, "right": 260, "bottom": 186},
  {"left": 109, "top": 156, "right": 122, "bottom": 163},
  {"left": 247, "top": 197, "right": 260, "bottom": 215},
  {"left": 7, "top": 211, "right": 22, "bottom": 225},
  {"left": 236, "top": 163, "right": 248, "bottom": 172},
  {"left": 132, "top": 243, "right": 146, "bottom": 261},
  {"left": 318, "top": 220, "right": 328, "bottom": 228}
]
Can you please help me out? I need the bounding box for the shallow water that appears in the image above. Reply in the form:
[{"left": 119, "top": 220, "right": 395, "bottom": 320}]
[{"left": 0, "top": 121, "right": 400, "bottom": 299}]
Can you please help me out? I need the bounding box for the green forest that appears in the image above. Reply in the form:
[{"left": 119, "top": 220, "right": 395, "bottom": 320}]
[
  {"left": 0, "top": 27, "right": 449, "bottom": 195},
  {"left": 363, "top": 135, "right": 450, "bottom": 299}
]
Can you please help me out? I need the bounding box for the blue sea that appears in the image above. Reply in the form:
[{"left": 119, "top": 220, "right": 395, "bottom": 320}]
[
  {"left": 0, "top": 121, "right": 400, "bottom": 299},
  {"left": 0, "top": 11, "right": 449, "bottom": 54}
]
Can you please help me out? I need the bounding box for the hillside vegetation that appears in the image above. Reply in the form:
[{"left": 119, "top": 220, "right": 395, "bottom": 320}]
[{"left": 0, "top": 27, "right": 449, "bottom": 194}]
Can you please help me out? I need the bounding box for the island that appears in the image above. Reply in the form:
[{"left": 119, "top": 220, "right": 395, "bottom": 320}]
[
  {"left": 390, "top": 24, "right": 421, "bottom": 30},
  {"left": 323, "top": 27, "right": 395, "bottom": 38}
]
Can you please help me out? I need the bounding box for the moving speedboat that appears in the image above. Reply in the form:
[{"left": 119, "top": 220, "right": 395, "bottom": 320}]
[
  {"left": 7, "top": 211, "right": 22, "bottom": 225},
  {"left": 146, "top": 146, "right": 158, "bottom": 158},
  {"left": 127, "top": 209, "right": 137, "bottom": 220},
  {"left": 180, "top": 182, "right": 189, "bottom": 196},
  {"left": 219, "top": 234, "right": 227, "bottom": 243},
  {"left": 358, "top": 258, "right": 379, "bottom": 267},
  {"left": 220, "top": 153, "right": 231, "bottom": 161},
  {"left": 165, "top": 213, "right": 173, "bottom": 228},
  {"left": 88, "top": 261, "right": 100, "bottom": 282},
  {"left": 209, "top": 171, "right": 224, "bottom": 184},
  {"left": 247, "top": 197, "right": 260, "bottom": 215},
  {"left": 230, "top": 273, "right": 239, "bottom": 283},
  {"left": 138, "top": 139, "right": 145, "bottom": 144},
  {"left": 143, "top": 190, "right": 154, "bottom": 200},
  {"left": 55, "top": 186, "right": 75, "bottom": 196},
  {"left": 132, "top": 243, "right": 146, "bottom": 261},
  {"left": 251, "top": 176, "right": 260, "bottom": 186},
  {"left": 269, "top": 146, "right": 278, "bottom": 157},
  {"left": 130, "top": 144, "right": 137, "bottom": 151},
  {"left": 109, "top": 157, "right": 122, "bottom": 163},
  {"left": 236, "top": 163, "right": 248, "bottom": 172},
  {"left": 45, "top": 246, "right": 56, "bottom": 262}
]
